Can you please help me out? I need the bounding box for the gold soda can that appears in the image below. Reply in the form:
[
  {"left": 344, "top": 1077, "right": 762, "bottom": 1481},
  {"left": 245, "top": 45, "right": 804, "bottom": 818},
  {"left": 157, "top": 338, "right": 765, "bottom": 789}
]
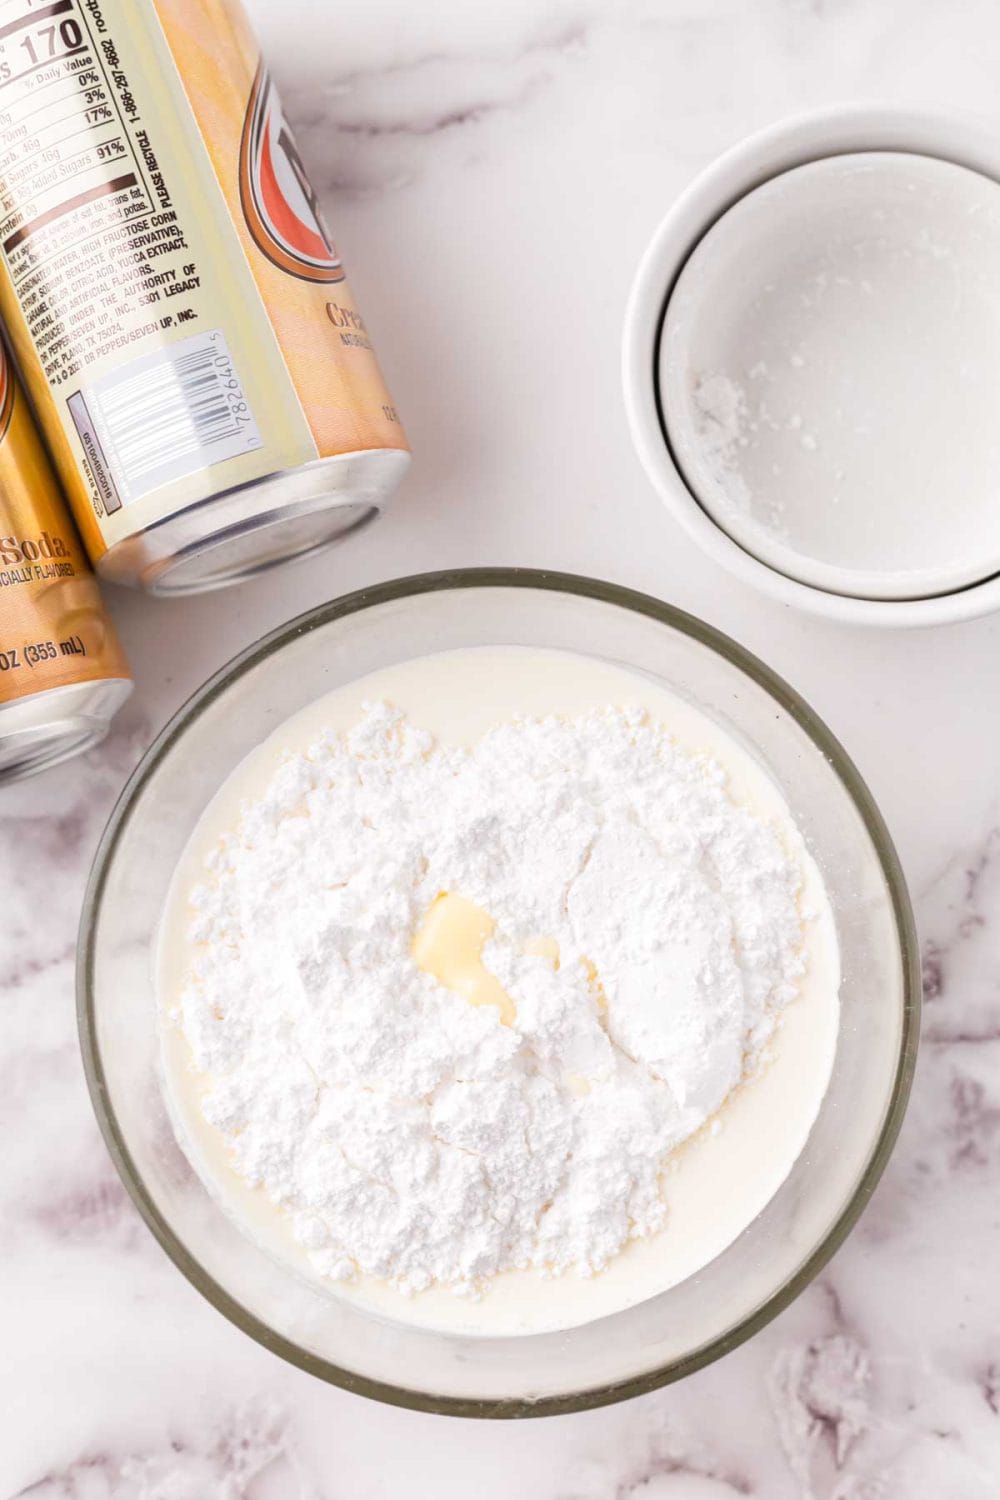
[
  {"left": 0, "top": 347, "right": 131, "bottom": 783},
  {"left": 0, "top": 0, "right": 409, "bottom": 595}
]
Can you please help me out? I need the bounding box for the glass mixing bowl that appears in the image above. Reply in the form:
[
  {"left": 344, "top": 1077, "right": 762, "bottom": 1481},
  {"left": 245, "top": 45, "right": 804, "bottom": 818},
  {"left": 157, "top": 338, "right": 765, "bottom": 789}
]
[{"left": 78, "top": 570, "right": 919, "bottom": 1417}]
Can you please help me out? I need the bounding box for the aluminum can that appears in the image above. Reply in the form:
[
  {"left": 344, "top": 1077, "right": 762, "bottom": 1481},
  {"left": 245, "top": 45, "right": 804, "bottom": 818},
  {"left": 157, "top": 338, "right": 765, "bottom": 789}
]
[
  {"left": 0, "top": 345, "right": 130, "bottom": 781},
  {"left": 0, "top": 0, "right": 409, "bottom": 594}
]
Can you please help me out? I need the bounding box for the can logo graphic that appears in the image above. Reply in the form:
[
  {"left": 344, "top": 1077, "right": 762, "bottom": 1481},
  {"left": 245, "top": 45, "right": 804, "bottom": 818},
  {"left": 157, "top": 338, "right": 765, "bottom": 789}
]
[{"left": 240, "top": 63, "right": 345, "bottom": 284}]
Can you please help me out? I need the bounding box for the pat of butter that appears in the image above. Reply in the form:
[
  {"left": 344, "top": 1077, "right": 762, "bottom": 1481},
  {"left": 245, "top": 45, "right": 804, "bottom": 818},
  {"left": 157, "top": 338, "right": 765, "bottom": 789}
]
[
  {"left": 581, "top": 956, "right": 607, "bottom": 1010},
  {"left": 412, "top": 893, "right": 516, "bottom": 1026},
  {"left": 524, "top": 935, "right": 560, "bottom": 966}
]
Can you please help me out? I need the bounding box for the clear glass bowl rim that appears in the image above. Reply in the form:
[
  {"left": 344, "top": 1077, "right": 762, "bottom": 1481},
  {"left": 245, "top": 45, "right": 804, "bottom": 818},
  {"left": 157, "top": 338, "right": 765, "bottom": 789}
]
[{"left": 77, "top": 567, "right": 921, "bottom": 1419}]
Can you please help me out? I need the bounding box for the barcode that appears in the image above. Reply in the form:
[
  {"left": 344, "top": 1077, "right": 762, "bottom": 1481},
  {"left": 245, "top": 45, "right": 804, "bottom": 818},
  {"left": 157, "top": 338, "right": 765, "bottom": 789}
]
[{"left": 76, "top": 330, "right": 263, "bottom": 508}]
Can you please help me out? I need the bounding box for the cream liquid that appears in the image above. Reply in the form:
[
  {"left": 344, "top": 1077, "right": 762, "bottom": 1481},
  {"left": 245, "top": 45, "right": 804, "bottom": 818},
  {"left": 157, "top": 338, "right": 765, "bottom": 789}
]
[{"left": 157, "top": 647, "right": 840, "bottom": 1336}]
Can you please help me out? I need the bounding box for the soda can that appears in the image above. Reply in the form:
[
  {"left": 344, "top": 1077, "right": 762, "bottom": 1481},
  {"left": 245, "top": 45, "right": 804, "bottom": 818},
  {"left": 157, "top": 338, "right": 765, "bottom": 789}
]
[
  {"left": 0, "top": 346, "right": 131, "bottom": 782},
  {"left": 0, "top": 0, "right": 409, "bottom": 595}
]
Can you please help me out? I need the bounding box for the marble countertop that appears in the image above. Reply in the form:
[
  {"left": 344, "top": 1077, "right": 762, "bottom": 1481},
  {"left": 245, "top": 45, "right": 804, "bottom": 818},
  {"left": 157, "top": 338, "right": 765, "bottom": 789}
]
[{"left": 4, "top": 0, "right": 1000, "bottom": 1494}]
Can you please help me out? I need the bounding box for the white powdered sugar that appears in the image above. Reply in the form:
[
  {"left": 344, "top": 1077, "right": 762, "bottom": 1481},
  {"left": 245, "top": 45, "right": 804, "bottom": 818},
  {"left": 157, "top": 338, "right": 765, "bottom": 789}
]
[{"left": 174, "top": 702, "right": 807, "bottom": 1297}]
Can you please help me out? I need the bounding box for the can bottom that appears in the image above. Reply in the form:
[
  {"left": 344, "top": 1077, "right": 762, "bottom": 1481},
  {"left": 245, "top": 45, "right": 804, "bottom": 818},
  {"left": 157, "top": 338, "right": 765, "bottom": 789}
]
[
  {"left": 0, "top": 678, "right": 133, "bottom": 785},
  {"left": 97, "top": 448, "right": 410, "bottom": 596}
]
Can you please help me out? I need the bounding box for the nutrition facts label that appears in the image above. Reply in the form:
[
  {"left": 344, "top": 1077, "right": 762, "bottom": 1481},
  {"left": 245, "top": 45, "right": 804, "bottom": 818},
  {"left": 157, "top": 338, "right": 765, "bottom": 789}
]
[
  {"left": 0, "top": 0, "right": 400, "bottom": 564},
  {"left": 0, "top": 0, "right": 195, "bottom": 387},
  {"left": 0, "top": 0, "right": 275, "bottom": 520}
]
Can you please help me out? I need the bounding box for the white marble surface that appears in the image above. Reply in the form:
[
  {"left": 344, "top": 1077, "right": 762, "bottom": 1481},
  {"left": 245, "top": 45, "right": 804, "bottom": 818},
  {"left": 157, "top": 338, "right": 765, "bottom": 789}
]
[{"left": 4, "top": 0, "right": 1000, "bottom": 1493}]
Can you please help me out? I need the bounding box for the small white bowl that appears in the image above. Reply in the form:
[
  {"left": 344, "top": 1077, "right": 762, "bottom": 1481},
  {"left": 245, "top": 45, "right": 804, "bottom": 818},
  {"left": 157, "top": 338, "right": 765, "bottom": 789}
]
[
  {"left": 660, "top": 151, "right": 1000, "bottom": 602},
  {"left": 623, "top": 106, "right": 1000, "bottom": 626}
]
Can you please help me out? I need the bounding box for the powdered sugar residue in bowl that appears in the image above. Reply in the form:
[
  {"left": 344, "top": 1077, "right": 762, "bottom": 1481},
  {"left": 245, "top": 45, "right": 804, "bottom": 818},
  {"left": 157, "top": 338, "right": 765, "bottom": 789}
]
[{"left": 661, "top": 152, "right": 1000, "bottom": 599}]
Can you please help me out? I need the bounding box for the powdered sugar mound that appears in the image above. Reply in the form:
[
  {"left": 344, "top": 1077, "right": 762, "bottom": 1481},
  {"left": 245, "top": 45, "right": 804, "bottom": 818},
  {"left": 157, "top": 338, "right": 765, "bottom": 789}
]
[{"left": 174, "top": 703, "right": 806, "bottom": 1296}]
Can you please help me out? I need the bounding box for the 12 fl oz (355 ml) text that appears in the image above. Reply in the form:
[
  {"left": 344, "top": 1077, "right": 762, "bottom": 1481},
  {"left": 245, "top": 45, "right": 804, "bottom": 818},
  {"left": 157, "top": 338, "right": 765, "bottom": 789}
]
[{"left": 0, "top": 636, "right": 88, "bottom": 671}]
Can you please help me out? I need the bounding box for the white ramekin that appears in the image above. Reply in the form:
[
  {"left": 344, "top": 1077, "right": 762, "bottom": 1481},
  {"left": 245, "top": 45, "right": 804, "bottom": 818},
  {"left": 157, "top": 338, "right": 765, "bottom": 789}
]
[{"left": 622, "top": 105, "right": 1000, "bottom": 627}]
